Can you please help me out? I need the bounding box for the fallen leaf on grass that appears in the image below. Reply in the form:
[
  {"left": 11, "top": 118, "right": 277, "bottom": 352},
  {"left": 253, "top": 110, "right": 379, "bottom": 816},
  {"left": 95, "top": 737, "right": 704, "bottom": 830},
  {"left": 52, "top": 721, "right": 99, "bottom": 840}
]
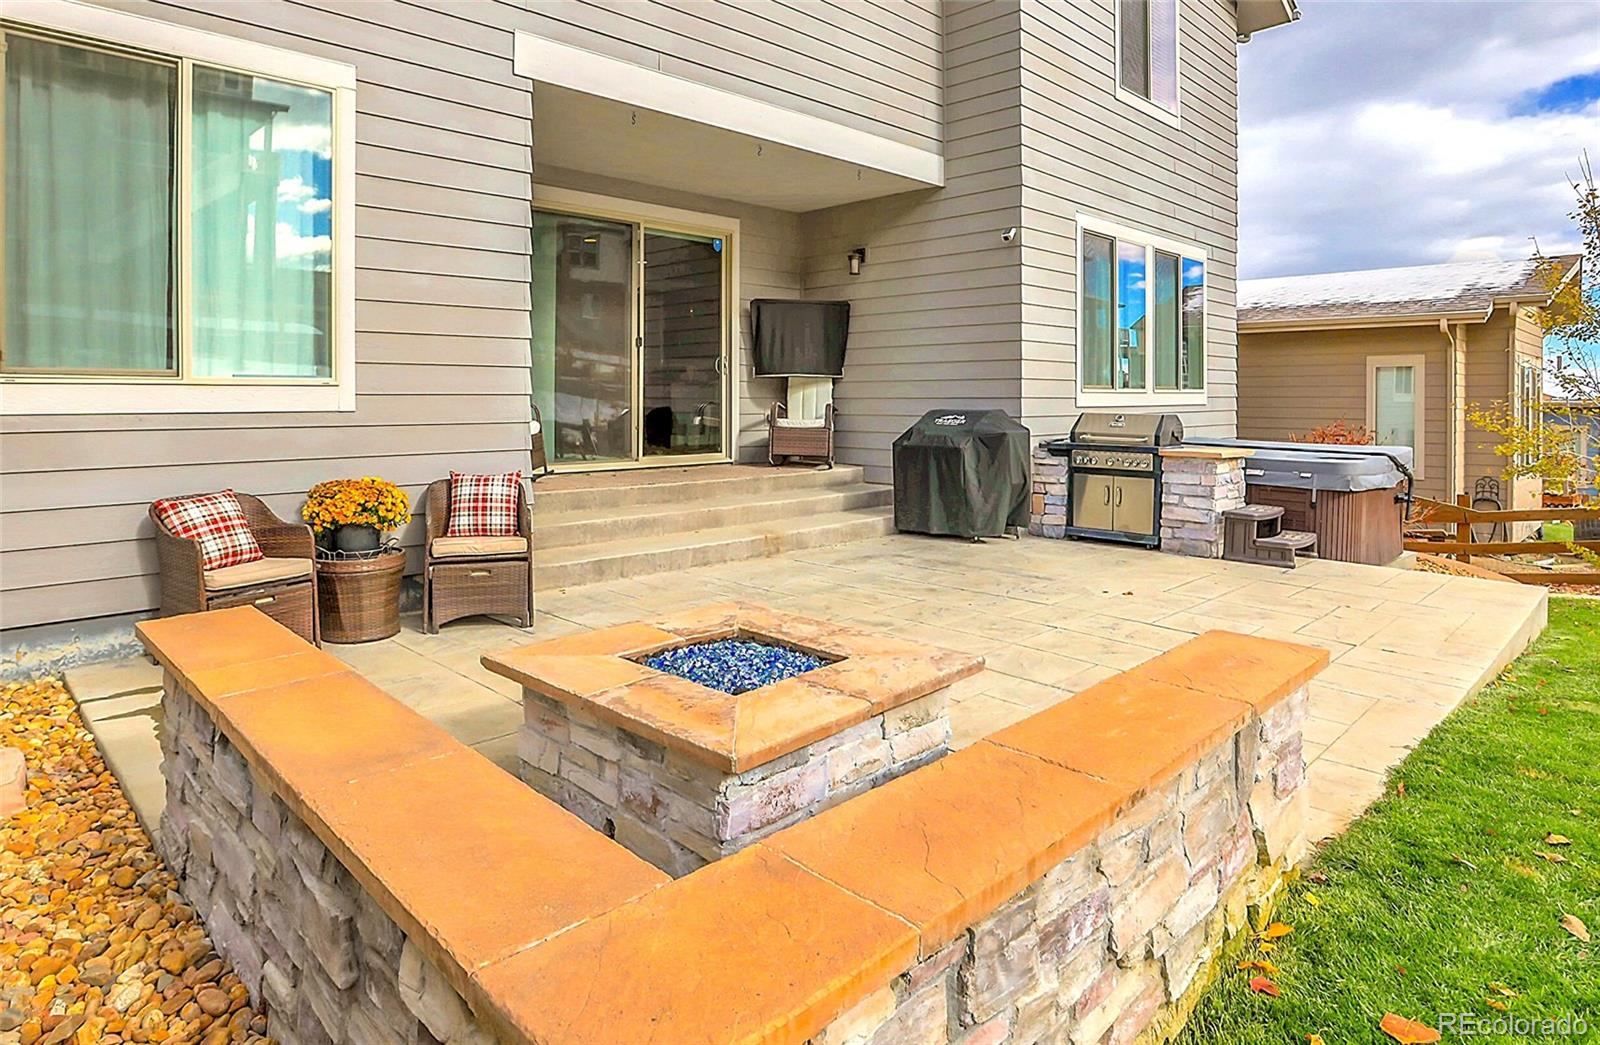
[
  {"left": 1395, "top": 964, "right": 1408, "bottom": 977},
  {"left": 1380, "top": 1013, "right": 1442, "bottom": 1043},
  {"left": 1451, "top": 853, "right": 1478, "bottom": 870},
  {"left": 1487, "top": 982, "right": 1518, "bottom": 998},
  {"left": 1485, "top": 998, "right": 1509, "bottom": 1012},
  {"left": 1257, "top": 941, "right": 1277, "bottom": 954},
  {"left": 1306, "top": 871, "right": 1329, "bottom": 885},
  {"left": 1249, "top": 976, "right": 1281, "bottom": 997},
  {"left": 1545, "top": 833, "right": 1572, "bottom": 845},
  {"left": 1261, "top": 922, "right": 1295, "bottom": 939},
  {"left": 1535, "top": 850, "right": 1569, "bottom": 864},
  {"left": 1238, "top": 959, "right": 1280, "bottom": 975},
  {"left": 1304, "top": 892, "right": 1321, "bottom": 907},
  {"left": 1396, "top": 780, "right": 1406, "bottom": 797},
  {"left": 1307, "top": 1035, "right": 1326, "bottom": 1045},
  {"left": 1561, "top": 914, "right": 1591, "bottom": 942}
]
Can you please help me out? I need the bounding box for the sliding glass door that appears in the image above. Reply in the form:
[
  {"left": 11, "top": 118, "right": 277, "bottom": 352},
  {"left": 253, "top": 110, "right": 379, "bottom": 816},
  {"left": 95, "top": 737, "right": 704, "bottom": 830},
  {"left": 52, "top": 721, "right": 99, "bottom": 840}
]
[
  {"left": 532, "top": 209, "right": 730, "bottom": 466},
  {"left": 643, "top": 230, "right": 724, "bottom": 457}
]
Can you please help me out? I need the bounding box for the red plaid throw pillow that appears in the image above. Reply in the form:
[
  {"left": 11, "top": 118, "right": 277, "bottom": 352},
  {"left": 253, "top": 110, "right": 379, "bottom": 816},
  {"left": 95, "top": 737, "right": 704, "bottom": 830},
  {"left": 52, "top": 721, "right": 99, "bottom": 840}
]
[
  {"left": 152, "top": 491, "right": 264, "bottom": 571},
  {"left": 446, "top": 471, "right": 523, "bottom": 537}
]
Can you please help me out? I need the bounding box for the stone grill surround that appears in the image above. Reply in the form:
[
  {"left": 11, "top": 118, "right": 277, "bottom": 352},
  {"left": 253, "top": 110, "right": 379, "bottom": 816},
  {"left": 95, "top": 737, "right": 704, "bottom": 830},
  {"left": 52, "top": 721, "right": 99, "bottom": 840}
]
[
  {"left": 138, "top": 607, "right": 1326, "bottom": 1045},
  {"left": 1158, "top": 447, "right": 1251, "bottom": 558}
]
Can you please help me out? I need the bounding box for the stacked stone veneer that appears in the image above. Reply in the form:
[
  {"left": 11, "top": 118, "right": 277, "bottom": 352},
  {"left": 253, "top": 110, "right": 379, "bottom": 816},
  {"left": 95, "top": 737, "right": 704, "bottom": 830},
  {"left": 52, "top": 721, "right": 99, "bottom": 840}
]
[
  {"left": 159, "top": 677, "right": 494, "bottom": 1044},
  {"left": 1159, "top": 451, "right": 1248, "bottom": 558},
  {"left": 520, "top": 687, "right": 950, "bottom": 876},
  {"left": 1029, "top": 444, "right": 1069, "bottom": 538},
  {"left": 143, "top": 608, "right": 1323, "bottom": 1045},
  {"left": 809, "top": 684, "right": 1310, "bottom": 1045}
]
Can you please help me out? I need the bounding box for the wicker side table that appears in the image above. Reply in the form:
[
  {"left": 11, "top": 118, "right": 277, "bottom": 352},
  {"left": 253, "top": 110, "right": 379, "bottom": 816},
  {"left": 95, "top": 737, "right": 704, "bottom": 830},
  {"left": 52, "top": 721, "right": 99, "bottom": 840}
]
[{"left": 316, "top": 549, "right": 406, "bottom": 643}]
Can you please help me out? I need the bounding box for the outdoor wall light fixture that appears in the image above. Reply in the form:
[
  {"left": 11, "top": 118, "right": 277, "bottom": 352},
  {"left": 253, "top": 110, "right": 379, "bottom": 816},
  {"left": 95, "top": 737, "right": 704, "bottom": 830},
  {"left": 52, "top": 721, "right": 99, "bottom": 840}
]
[
  {"left": 1000, "top": 227, "right": 1018, "bottom": 242},
  {"left": 848, "top": 247, "right": 867, "bottom": 276}
]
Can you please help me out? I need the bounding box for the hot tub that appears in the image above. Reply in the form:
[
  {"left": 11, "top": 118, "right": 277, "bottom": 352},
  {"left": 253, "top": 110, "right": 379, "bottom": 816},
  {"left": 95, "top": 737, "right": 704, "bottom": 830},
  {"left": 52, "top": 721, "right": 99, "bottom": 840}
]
[{"left": 1183, "top": 439, "right": 1413, "bottom": 565}]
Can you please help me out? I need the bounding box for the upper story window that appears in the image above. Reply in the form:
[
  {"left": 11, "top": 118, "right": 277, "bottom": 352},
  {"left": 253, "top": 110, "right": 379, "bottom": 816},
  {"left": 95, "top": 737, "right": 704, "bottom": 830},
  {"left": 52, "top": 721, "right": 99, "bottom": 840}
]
[
  {"left": 1077, "top": 215, "right": 1205, "bottom": 407},
  {"left": 1, "top": 2, "right": 354, "bottom": 414},
  {"left": 1117, "top": 0, "right": 1179, "bottom": 120}
]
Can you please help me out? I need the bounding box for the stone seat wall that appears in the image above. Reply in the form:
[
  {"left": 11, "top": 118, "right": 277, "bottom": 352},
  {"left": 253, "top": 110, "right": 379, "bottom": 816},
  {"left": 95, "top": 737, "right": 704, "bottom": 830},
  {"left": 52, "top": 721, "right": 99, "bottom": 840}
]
[{"left": 138, "top": 608, "right": 1326, "bottom": 1045}]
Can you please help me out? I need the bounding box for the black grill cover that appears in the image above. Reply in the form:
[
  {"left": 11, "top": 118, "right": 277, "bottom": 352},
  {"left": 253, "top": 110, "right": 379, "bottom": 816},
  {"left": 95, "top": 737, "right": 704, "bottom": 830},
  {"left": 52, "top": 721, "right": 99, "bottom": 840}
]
[
  {"left": 751, "top": 299, "right": 850, "bottom": 376},
  {"left": 893, "top": 410, "right": 1031, "bottom": 538}
]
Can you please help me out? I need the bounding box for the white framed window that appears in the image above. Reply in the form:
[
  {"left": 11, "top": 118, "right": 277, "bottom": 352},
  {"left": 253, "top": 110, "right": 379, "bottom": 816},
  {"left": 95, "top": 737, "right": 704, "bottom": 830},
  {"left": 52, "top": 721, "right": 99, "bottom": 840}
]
[
  {"left": 1511, "top": 357, "right": 1541, "bottom": 469},
  {"left": 1075, "top": 214, "right": 1206, "bottom": 408},
  {"left": 1116, "top": 0, "right": 1180, "bottom": 124},
  {"left": 1366, "top": 354, "right": 1425, "bottom": 479},
  {"left": 1, "top": 0, "right": 356, "bottom": 414}
]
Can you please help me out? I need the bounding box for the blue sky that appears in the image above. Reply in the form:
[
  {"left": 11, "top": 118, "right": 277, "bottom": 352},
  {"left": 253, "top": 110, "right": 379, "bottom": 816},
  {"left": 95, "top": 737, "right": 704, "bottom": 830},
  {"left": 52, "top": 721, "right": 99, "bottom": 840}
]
[
  {"left": 1237, "top": 0, "right": 1600, "bottom": 375},
  {"left": 1237, "top": 0, "right": 1597, "bottom": 277}
]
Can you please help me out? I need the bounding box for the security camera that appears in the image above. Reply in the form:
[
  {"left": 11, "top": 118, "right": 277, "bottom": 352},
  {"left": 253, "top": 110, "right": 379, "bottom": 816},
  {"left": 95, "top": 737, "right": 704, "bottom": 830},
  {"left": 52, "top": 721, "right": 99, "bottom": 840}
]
[{"left": 1000, "top": 227, "right": 1018, "bottom": 242}]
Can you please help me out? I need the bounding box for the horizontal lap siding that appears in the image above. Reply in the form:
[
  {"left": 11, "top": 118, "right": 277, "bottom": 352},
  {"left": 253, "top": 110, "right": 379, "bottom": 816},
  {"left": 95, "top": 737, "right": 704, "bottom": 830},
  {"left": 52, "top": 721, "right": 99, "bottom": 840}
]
[
  {"left": 803, "top": 0, "right": 1023, "bottom": 484},
  {"left": 1465, "top": 312, "right": 1514, "bottom": 499},
  {"left": 1239, "top": 327, "right": 1451, "bottom": 501},
  {"left": 488, "top": 0, "right": 944, "bottom": 152},
  {"left": 1016, "top": 0, "right": 1241, "bottom": 441},
  {"left": 1, "top": 0, "right": 533, "bottom": 629}
]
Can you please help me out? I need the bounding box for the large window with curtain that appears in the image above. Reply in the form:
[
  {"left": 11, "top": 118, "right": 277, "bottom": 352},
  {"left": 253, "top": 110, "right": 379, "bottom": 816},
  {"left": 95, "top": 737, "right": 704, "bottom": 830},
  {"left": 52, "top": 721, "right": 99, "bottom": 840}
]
[
  {"left": 1117, "top": 0, "right": 1179, "bottom": 119},
  {"left": 1, "top": 10, "right": 353, "bottom": 411},
  {"left": 1077, "top": 215, "right": 1206, "bottom": 406}
]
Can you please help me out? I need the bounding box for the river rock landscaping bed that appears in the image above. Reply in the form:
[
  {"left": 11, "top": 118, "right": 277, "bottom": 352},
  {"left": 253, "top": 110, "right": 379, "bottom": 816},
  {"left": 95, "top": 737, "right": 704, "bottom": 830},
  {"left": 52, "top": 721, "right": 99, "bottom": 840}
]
[{"left": 0, "top": 678, "right": 268, "bottom": 1044}]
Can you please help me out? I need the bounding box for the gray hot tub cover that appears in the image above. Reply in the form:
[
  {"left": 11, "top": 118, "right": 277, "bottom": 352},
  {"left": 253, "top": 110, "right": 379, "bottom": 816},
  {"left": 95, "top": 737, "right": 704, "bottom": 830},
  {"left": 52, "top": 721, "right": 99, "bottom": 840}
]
[{"left": 1183, "top": 438, "right": 1412, "bottom": 492}]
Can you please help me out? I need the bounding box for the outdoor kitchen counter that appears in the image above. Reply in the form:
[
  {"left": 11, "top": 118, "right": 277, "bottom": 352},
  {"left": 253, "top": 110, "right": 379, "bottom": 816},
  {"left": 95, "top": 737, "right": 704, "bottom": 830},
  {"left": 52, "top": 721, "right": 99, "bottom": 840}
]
[{"left": 138, "top": 607, "right": 1328, "bottom": 1045}]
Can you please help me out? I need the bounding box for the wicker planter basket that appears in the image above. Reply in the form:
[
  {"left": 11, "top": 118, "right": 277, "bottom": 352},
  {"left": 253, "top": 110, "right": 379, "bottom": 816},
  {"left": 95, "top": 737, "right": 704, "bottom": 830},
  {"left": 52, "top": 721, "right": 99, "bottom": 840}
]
[{"left": 316, "top": 550, "right": 406, "bottom": 643}]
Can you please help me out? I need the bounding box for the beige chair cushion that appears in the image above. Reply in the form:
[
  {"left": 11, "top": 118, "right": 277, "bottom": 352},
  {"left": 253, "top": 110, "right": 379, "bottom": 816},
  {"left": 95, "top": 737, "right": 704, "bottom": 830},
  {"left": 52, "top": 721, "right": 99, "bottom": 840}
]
[
  {"left": 773, "top": 417, "right": 827, "bottom": 429},
  {"left": 204, "top": 556, "right": 312, "bottom": 591},
  {"left": 432, "top": 535, "right": 528, "bottom": 559}
]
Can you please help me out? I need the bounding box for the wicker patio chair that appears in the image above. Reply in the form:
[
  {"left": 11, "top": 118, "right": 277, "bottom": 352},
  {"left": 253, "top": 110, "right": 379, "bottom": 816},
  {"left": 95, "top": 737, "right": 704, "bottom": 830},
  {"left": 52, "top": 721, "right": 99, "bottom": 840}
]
[
  {"left": 148, "top": 492, "right": 320, "bottom": 645},
  {"left": 767, "top": 401, "right": 836, "bottom": 468},
  {"left": 422, "top": 478, "right": 535, "bottom": 633}
]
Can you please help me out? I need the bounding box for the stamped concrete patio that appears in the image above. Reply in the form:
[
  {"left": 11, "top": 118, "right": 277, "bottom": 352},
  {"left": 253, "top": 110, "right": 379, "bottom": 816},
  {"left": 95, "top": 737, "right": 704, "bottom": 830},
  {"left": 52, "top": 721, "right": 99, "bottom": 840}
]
[{"left": 71, "top": 532, "right": 1545, "bottom": 845}]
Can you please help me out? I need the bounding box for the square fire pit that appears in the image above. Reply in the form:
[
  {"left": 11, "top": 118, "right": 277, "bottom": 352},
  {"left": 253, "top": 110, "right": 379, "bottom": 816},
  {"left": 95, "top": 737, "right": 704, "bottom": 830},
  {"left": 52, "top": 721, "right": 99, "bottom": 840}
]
[{"left": 482, "top": 602, "right": 984, "bottom": 875}]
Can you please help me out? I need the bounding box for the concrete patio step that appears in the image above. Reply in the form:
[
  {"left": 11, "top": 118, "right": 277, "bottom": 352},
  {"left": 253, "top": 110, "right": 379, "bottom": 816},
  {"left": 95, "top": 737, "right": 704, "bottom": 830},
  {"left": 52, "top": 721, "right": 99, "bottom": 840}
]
[
  {"left": 532, "top": 463, "right": 866, "bottom": 514},
  {"left": 533, "top": 484, "right": 893, "bottom": 550},
  {"left": 535, "top": 505, "right": 896, "bottom": 590}
]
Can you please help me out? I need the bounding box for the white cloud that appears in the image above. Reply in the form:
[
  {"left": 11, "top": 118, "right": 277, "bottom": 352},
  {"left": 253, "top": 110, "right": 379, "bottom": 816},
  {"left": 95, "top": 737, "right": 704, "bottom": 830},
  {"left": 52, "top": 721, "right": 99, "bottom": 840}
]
[
  {"left": 298, "top": 197, "right": 333, "bottom": 216},
  {"left": 1238, "top": 0, "right": 1600, "bottom": 279}
]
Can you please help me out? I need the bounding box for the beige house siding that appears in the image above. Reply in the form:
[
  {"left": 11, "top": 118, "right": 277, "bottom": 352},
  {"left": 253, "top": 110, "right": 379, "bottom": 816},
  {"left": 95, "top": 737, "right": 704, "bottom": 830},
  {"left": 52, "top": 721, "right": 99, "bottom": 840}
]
[
  {"left": 1237, "top": 327, "right": 1450, "bottom": 501},
  {"left": 1240, "top": 316, "right": 1548, "bottom": 508},
  {"left": 1016, "top": 0, "right": 1242, "bottom": 442}
]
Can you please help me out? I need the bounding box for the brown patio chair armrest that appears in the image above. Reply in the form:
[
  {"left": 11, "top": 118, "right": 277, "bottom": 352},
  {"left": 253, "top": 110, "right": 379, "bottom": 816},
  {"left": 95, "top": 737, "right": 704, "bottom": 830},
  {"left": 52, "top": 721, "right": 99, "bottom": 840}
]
[
  {"left": 519, "top": 482, "right": 534, "bottom": 540},
  {"left": 424, "top": 479, "right": 451, "bottom": 546},
  {"left": 148, "top": 509, "right": 206, "bottom": 617},
  {"left": 252, "top": 522, "right": 317, "bottom": 560}
]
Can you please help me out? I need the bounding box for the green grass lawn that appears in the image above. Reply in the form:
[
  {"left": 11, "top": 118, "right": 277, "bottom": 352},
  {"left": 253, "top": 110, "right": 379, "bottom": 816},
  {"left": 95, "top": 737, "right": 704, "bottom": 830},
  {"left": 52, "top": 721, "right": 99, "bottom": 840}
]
[{"left": 1177, "top": 597, "right": 1600, "bottom": 1044}]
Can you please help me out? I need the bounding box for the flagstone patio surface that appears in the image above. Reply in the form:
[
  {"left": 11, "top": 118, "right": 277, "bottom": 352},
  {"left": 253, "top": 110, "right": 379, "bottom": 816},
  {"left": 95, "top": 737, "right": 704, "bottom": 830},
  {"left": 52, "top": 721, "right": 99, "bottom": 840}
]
[{"left": 69, "top": 533, "right": 1546, "bottom": 845}]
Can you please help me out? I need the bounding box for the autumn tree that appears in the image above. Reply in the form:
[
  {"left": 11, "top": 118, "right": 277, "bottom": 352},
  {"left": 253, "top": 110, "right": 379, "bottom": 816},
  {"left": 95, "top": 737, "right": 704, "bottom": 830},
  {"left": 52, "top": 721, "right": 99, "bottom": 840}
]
[{"left": 1468, "top": 152, "right": 1599, "bottom": 493}]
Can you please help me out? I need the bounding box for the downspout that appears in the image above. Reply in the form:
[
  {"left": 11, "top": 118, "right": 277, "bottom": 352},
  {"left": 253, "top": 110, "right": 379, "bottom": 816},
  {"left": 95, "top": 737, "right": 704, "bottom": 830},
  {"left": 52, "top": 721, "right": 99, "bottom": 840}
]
[{"left": 1440, "top": 318, "right": 1460, "bottom": 500}]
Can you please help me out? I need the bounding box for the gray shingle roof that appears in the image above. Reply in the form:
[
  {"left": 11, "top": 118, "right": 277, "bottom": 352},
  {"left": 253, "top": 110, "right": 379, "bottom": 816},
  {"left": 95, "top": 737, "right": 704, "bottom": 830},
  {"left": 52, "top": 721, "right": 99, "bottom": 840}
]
[{"left": 1238, "top": 255, "right": 1582, "bottom": 327}]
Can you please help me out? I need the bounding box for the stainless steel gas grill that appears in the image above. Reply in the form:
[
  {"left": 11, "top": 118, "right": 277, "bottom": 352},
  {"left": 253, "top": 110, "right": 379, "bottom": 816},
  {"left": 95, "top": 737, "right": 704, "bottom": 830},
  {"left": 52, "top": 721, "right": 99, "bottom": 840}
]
[{"left": 1044, "top": 413, "right": 1185, "bottom": 547}]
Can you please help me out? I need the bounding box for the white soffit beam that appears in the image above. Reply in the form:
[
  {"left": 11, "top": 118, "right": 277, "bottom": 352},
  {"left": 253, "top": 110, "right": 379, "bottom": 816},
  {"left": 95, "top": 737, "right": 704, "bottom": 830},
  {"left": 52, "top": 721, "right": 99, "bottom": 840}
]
[{"left": 513, "top": 32, "right": 944, "bottom": 190}]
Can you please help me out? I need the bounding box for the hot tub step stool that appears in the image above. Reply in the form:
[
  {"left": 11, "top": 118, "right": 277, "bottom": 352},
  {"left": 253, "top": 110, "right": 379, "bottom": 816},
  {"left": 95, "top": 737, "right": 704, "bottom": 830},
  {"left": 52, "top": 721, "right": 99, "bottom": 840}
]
[{"left": 1223, "top": 504, "right": 1317, "bottom": 568}]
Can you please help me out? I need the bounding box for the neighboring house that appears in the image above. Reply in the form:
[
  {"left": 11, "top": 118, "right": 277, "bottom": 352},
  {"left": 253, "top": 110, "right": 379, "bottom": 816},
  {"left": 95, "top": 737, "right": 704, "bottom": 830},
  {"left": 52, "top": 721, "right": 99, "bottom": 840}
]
[
  {"left": 0, "top": 0, "right": 1300, "bottom": 649},
  {"left": 1236, "top": 256, "right": 1583, "bottom": 512},
  {"left": 1547, "top": 400, "right": 1600, "bottom": 497}
]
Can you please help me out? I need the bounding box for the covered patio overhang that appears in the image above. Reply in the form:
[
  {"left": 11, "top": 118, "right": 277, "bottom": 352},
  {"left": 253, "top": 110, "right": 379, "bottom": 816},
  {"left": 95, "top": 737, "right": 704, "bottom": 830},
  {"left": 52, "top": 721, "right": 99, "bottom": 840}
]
[{"left": 513, "top": 33, "right": 944, "bottom": 212}]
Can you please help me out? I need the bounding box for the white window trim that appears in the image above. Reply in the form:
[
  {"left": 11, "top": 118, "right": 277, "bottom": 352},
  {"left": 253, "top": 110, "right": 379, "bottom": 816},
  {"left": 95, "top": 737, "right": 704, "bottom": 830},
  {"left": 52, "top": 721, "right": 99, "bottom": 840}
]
[
  {"left": 1366, "top": 354, "right": 1426, "bottom": 480},
  {"left": 0, "top": 0, "right": 356, "bottom": 415},
  {"left": 1074, "top": 213, "right": 1207, "bottom": 408},
  {"left": 1113, "top": 0, "right": 1182, "bottom": 128}
]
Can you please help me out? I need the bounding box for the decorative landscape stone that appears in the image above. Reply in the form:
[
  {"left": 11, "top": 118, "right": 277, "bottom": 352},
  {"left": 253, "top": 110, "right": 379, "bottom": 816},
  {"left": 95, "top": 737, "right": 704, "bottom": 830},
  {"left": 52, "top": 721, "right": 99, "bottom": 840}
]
[{"left": 482, "top": 602, "right": 984, "bottom": 875}]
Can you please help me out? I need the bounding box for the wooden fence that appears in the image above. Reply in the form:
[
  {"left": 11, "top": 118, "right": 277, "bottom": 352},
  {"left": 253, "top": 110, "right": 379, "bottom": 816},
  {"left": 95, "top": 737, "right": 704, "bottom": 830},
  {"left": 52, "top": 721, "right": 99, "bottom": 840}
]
[{"left": 1406, "top": 496, "right": 1600, "bottom": 586}]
